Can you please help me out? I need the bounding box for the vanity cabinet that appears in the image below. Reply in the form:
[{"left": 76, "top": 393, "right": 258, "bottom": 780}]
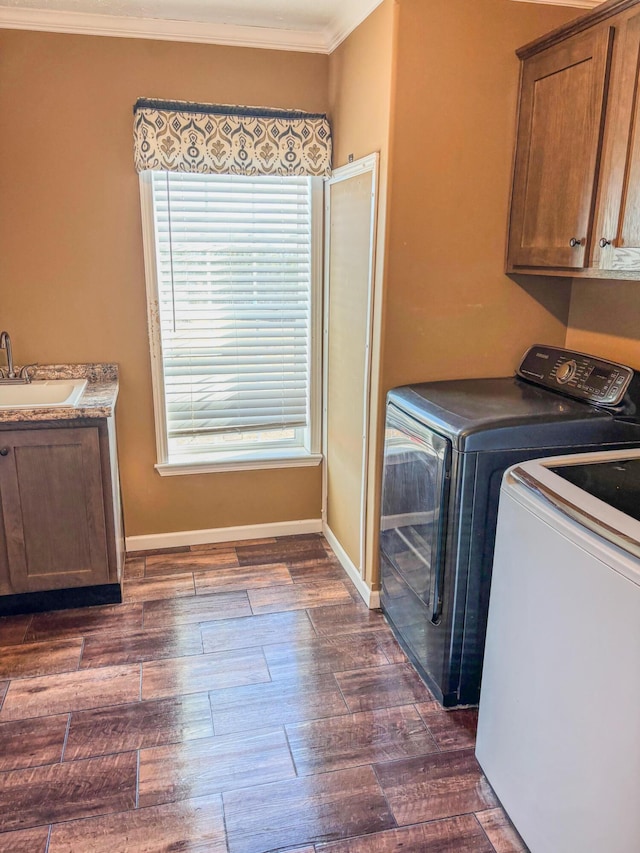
[
  {"left": 0, "top": 418, "right": 123, "bottom": 605},
  {"left": 507, "top": 0, "right": 640, "bottom": 278}
]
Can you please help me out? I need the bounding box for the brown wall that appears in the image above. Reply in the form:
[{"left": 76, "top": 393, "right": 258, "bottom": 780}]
[
  {"left": 0, "top": 30, "right": 328, "bottom": 538},
  {"left": 566, "top": 281, "right": 640, "bottom": 369},
  {"left": 381, "top": 0, "right": 578, "bottom": 396}
]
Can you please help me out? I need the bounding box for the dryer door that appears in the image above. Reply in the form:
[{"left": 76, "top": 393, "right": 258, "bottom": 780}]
[{"left": 380, "top": 403, "right": 451, "bottom": 622}]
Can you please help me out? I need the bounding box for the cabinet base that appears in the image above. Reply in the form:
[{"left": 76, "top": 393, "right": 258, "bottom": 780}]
[{"left": 0, "top": 583, "right": 122, "bottom": 616}]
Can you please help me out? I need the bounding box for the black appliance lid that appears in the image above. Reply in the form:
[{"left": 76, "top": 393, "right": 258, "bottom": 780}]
[{"left": 386, "top": 377, "right": 639, "bottom": 452}]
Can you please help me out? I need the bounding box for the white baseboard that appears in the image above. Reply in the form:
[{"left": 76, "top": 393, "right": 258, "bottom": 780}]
[
  {"left": 126, "top": 518, "right": 322, "bottom": 552},
  {"left": 323, "top": 523, "right": 380, "bottom": 610}
]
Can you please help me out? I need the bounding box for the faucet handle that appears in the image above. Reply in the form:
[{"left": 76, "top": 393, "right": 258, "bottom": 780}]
[{"left": 18, "top": 364, "right": 36, "bottom": 383}]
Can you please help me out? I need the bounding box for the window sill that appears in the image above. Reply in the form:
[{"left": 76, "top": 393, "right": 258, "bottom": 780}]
[{"left": 155, "top": 451, "right": 323, "bottom": 476}]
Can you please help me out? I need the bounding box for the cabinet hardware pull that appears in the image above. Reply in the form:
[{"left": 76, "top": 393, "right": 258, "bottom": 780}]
[
  {"left": 0, "top": 448, "right": 9, "bottom": 456},
  {"left": 569, "top": 238, "right": 582, "bottom": 248},
  {"left": 599, "top": 238, "right": 612, "bottom": 248}
]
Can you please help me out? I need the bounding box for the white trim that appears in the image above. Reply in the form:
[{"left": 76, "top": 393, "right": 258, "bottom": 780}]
[
  {"left": 323, "top": 153, "right": 379, "bottom": 577},
  {"left": 0, "top": 7, "right": 328, "bottom": 52},
  {"left": 324, "top": 0, "right": 385, "bottom": 53},
  {"left": 126, "top": 518, "right": 322, "bottom": 552},
  {"left": 323, "top": 523, "right": 380, "bottom": 610},
  {"left": 155, "top": 451, "right": 322, "bottom": 476},
  {"left": 139, "top": 172, "right": 169, "bottom": 466}
]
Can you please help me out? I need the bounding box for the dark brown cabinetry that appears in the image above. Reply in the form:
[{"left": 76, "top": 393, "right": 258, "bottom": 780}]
[
  {"left": 508, "top": 0, "right": 640, "bottom": 278},
  {"left": 0, "top": 419, "right": 123, "bottom": 605}
]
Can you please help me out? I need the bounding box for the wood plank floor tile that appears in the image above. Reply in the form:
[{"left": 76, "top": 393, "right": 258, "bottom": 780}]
[
  {"left": 191, "top": 537, "right": 275, "bottom": 552},
  {"left": 377, "top": 634, "right": 409, "bottom": 665},
  {"left": 127, "top": 546, "right": 189, "bottom": 557},
  {"left": 236, "top": 537, "right": 327, "bottom": 567},
  {"left": 195, "top": 562, "right": 292, "bottom": 595},
  {"left": 287, "top": 555, "right": 348, "bottom": 583},
  {"left": 123, "top": 574, "right": 196, "bottom": 603},
  {"left": 145, "top": 551, "right": 238, "bottom": 578},
  {"left": 374, "top": 749, "right": 499, "bottom": 826},
  {"left": 0, "top": 715, "right": 69, "bottom": 771},
  {"left": 209, "top": 673, "right": 349, "bottom": 735},
  {"left": 475, "top": 808, "right": 528, "bottom": 853},
  {"left": 200, "top": 610, "right": 316, "bottom": 654},
  {"left": 286, "top": 705, "right": 438, "bottom": 775},
  {"left": 223, "top": 765, "right": 395, "bottom": 853},
  {"left": 416, "top": 702, "right": 478, "bottom": 751},
  {"left": 264, "top": 633, "right": 390, "bottom": 679},
  {"left": 79, "top": 624, "right": 204, "bottom": 669},
  {"left": 0, "top": 751, "right": 137, "bottom": 832},
  {"left": 142, "top": 648, "right": 270, "bottom": 701},
  {"left": 0, "top": 664, "right": 141, "bottom": 721},
  {"left": 48, "top": 794, "right": 227, "bottom": 853},
  {"left": 0, "top": 638, "right": 83, "bottom": 680},
  {"left": 307, "top": 602, "right": 387, "bottom": 636},
  {"left": 143, "top": 591, "right": 251, "bottom": 630},
  {"left": 122, "top": 557, "right": 145, "bottom": 579},
  {"left": 335, "top": 664, "right": 433, "bottom": 712},
  {"left": 26, "top": 604, "right": 143, "bottom": 642},
  {"left": 139, "top": 728, "right": 295, "bottom": 807},
  {"left": 316, "top": 814, "right": 493, "bottom": 852},
  {"left": 0, "top": 825, "right": 50, "bottom": 852},
  {"left": 248, "top": 581, "right": 352, "bottom": 615},
  {"left": 0, "top": 615, "right": 31, "bottom": 646},
  {"left": 65, "top": 693, "right": 213, "bottom": 760}
]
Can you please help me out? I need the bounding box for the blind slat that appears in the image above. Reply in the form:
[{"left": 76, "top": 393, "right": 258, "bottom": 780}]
[{"left": 152, "top": 171, "right": 312, "bottom": 441}]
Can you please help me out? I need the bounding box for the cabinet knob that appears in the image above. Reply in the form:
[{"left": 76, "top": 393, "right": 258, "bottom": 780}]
[
  {"left": 0, "top": 448, "right": 9, "bottom": 457},
  {"left": 569, "top": 238, "right": 582, "bottom": 248},
  {"left": 599, "top": 238, "right": 612, "bottom": 248}
]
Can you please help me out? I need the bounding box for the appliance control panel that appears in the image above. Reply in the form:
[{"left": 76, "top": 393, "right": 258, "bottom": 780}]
[{"left": 517, "top": 345, "right": 634, "bottom": 407}]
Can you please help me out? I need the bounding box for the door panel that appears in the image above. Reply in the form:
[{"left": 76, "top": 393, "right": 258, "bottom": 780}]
[
  {"left": 0, "top": 427, "right": 109, "bottom": 592},
  {"left": 594, "top": 9, "right": 640, "bottom": 270},
  {"left": 324, "top": 156, "right": 378, "bottom": 574},
  {"left": 509, "top": 26, "right": 613, "bottom": 269}
]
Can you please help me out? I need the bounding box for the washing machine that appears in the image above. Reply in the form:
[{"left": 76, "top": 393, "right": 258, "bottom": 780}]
[
  {"left": 476, "top": 447, "right": 640, "bottom": 852},
  {"left": 380, "top": 344, "right": 640, "bottom": 706}
]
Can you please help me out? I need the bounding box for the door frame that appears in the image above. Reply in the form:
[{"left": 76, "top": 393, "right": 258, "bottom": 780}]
[{"left": 322, "top": 153, "right": 379, "bottom": 593}]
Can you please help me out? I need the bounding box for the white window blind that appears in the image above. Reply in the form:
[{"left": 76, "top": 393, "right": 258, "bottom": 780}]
[{"left": 151, "top": 172, "right": 312, "bottom": 447}]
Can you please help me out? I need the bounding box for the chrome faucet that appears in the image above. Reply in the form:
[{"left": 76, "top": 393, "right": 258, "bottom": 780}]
[
  {"left": 0, "top": 331, "right": 16, "bottom": 379},
  {"left": 0, "top": 332, "right": 33, "bottom": 383}
]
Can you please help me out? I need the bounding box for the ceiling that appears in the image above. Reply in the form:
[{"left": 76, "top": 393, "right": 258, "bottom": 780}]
[{"left": 0, "top": 0, "right": 603, "bottom": 54}]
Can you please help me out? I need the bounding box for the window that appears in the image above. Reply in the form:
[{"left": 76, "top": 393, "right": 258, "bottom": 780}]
[{"left": 139, "top": 171, "right": 323, "bottom": 475}]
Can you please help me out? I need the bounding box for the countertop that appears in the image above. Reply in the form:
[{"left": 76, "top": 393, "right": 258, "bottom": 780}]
[{"left": 0, "top": 364, "right": 119, "bottom": 424}]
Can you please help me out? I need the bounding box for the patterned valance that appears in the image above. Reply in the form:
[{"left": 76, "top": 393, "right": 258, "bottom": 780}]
[{"left": 133, "top": 98, "right": 332, "bottom": 177}]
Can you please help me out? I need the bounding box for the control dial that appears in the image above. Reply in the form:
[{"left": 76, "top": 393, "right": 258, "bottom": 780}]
[{"left": 556, "top": 360, "right": 577, "bottom": 385}]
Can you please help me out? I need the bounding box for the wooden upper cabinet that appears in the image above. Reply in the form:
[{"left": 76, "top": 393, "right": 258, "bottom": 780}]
[
  {"left": 508, "top": 26, "right": 614, "bottom": 270},
  {"left": 593, "top": 8, "right": 640, "bottom": 271}
]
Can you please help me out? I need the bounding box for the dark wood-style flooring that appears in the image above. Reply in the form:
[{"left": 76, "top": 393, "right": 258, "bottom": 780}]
[{"left": 0, "top": 534, "right": 526, "bottom": 852}]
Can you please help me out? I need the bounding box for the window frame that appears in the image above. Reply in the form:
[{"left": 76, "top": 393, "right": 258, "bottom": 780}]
[{"left": 138, "top": 170, "right": 324, "bottom": 476}]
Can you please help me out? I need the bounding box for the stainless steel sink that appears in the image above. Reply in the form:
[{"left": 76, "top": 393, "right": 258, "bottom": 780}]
[{"left": 0, "top": 379, "right": 88, "bottom": 409}]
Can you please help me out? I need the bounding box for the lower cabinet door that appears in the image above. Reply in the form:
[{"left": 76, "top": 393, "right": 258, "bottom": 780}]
[{"left": 0, "top": 426, "right": 109, "bottom": 593}]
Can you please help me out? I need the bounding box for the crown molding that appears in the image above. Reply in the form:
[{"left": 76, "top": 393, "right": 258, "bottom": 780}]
[
  {"left": 325, "top": 0, "right": 385, "bottom": 53},
  {"left": 0, "top": 6, "right": 329, "bottom": 53}
]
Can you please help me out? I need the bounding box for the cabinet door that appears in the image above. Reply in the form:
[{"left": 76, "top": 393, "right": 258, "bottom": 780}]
[
  {"left": 0, "top": 427, "right": 109, "bottom": 593},
  {"left": 593, "top": 10, "right": 640, "bottom": 271},
  {"left": 508, "top": 27, "right": 613, "bottom": 270}
]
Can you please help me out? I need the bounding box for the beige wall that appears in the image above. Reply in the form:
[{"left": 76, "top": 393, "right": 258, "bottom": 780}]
[
  {"left": 0, "top": 30, "right": 328, "bottom": 537},
  {"left": 328, "top": 0, "right": 395, "bottom": 585},
  {"left": 567, "top": 281, "right": 640, "bottom": 369},
  {"left": 382, "top": 0, "right": 578, "bottom": 396}
]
